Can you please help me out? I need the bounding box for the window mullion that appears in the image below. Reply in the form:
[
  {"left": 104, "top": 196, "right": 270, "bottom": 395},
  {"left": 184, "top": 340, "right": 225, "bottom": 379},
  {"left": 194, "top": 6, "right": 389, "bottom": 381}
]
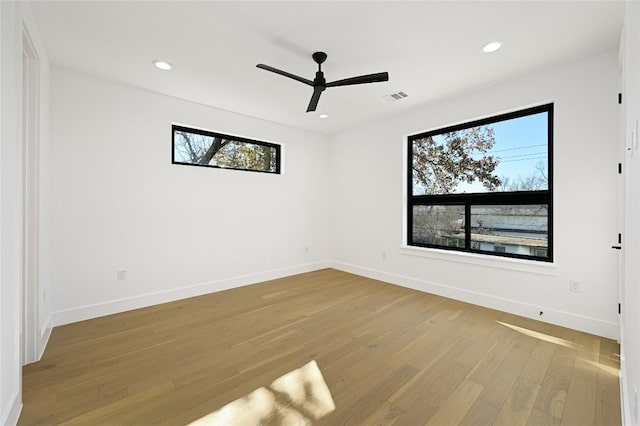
[{"left": 464, "top": 203, "right": 471, "bottom": 250}]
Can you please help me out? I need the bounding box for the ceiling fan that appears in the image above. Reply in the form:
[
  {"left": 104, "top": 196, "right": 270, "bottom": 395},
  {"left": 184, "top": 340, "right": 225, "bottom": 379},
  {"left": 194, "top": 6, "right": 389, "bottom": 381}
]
[{"left": 257, "top": 51, "right": 389, "bottom": 113}]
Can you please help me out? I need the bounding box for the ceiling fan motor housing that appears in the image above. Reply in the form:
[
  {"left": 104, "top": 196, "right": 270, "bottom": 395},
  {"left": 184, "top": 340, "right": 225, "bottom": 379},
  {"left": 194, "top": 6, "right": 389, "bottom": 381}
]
[{"left": 312, "top": 51, "right": 328, "bottom": 65}]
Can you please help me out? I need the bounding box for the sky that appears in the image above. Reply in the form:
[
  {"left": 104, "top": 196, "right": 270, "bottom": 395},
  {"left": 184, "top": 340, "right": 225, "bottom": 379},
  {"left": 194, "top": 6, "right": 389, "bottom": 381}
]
[{"left": 425, "top": 111, "right": 548, "bottom": 193}]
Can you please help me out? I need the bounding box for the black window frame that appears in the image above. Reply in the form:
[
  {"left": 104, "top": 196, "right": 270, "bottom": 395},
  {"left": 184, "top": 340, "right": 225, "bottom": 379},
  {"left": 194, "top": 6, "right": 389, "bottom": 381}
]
[
  {"left": 407, "top": 103, "right": 553, "bottom": 262},
  {"left": 172, "top": 124, "right": 281, "bottom": 174}
]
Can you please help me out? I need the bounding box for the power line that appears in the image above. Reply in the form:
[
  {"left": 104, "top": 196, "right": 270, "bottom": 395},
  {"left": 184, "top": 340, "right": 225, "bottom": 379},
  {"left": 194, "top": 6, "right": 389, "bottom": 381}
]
[
  {"left": 485, "top": 143, "right": 546, "bottom": 154},
  {"left": 472, "top": 151, "right": 547, "bottom": 160},
  {"left": 500, "top": 156, "right": 546, "bottom": 163},
  {"left": 498, "top": 151, "right": 547, "bottom": 160}
]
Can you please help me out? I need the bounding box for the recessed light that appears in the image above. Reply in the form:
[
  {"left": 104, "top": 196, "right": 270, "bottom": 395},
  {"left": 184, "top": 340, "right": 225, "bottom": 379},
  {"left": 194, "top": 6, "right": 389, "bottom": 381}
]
[
  {"left": 481, "top": 41, "right": 503, "bottom": 54},
  {"left": 153, "top": 60, "right": 172, "bottom": 71},
  {"left": 319, "top": 114, "right": 329, "bottom": 119}
]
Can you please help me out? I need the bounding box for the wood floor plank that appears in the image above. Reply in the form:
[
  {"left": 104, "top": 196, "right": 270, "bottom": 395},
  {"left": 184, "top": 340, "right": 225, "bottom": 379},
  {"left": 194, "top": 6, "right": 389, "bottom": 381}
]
[
  {"left": 478, "top": 344, "right": 530, "bottom": 408},
  {"left": 493, "top": 376, "right": 541, "bottom": 426},
  {"left": 460, "top": 397, "right": 500, "bottom": 426},
  {"left": 391, "top": 337, "right": 474, "bottom": 411},
  {"left": 521, "top": 341, "right": 555, "bottom": 384},
  {"left": 561, "top": 375, "right": 597, "bottom": 426},
  {"left": 533, "top": 346, "right": 576, "bottom": 420},
  {"left": 19, "top": 269, "right": 621, "bottom": 426},
  {"left": 57, "top": 381, "right": 175, "bottom": 425},
  {"left": 425, "top": 379, "right": 484, "bottom": 425},
  {"left": 467, "top": 336, "right": 513, "bottom": 385},
  {"left": 325, "top": 364, "right": 418, "bottom": 426},
  {"left": 526, "top": 408, "right": 561, "bottom": 426},
  {"left": 595, "top": 369, "right": 622, "bottom": 426},
  {"left": 599, "top": 337, "right": 621, "bottom": 369},
  {"left": 391, "top": 400, "right": 438, "bottom": 426}
]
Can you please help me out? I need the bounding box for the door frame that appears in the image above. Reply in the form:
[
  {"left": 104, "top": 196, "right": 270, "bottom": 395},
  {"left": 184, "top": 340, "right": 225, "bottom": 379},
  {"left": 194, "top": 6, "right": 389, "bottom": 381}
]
[{"left": 21, "top": 25, "right": 40, "bottom": 365}]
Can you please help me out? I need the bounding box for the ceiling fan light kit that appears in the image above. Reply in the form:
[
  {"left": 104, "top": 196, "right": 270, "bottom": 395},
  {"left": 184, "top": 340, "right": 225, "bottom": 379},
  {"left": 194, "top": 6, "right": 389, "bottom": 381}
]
[{"left": 257, "top": 51, "right": 389, "bottom": 113}]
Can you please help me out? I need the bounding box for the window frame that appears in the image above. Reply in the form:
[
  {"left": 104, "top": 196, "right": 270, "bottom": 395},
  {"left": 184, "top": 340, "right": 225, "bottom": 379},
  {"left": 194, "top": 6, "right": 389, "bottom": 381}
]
[
  {"left": 407, "top": 103, "right": 554, "bottom": 262},
  {"left": 172, "top": 124, "right": 282, "bottom": 174}
]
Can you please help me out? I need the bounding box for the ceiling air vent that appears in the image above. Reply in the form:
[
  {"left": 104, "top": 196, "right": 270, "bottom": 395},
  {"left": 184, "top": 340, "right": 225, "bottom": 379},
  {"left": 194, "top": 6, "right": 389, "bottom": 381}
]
[{"left": 383, "top": 91, "right": 408, "bottom": 102}]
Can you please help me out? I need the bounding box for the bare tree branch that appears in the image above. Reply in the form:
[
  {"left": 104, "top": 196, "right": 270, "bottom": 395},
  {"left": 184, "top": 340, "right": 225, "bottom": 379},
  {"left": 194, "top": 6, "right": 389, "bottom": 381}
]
[{"left": 198, "top": 137, "right": 229, "bottom": 165}]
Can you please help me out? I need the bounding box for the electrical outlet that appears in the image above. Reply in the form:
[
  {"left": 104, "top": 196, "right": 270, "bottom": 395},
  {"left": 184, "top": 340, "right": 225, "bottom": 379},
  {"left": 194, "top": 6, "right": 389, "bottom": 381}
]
[
  {"left": 569, "top": 280, "right": 580, "bottom": 293},
  {"left": 304, "top": 246, "right": 309, "bottom": 254},
  {"left": 117, "top": 270, "right": 127, "bottom": 281},
  {"left": 382, "top": 252, "right": 387, "bottom": 260}
]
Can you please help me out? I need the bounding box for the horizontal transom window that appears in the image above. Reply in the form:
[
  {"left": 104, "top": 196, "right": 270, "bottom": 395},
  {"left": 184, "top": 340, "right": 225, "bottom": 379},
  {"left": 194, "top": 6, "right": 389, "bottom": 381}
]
[
  {"left": 172, "top": 125, "right": 281, "bottom": 174},
  {"left": 407, "top": 104, "right": 553, "bottom": 262}
]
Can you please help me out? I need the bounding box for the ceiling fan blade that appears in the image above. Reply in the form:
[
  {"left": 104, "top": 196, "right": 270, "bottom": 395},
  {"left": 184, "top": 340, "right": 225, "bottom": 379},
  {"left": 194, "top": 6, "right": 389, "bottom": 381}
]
[
  {"left": 326, "top": 72, "right": 389, "bottom": 88},
  {"left": 256, "top": 64, "right": 314, "bottom": 86},
  {"left": 306, "top": 87, "right": 324, "bottom": 112}
]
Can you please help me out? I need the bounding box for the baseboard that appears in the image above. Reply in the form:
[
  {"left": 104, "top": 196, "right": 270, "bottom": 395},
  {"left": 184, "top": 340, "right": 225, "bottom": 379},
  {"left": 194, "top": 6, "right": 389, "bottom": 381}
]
[
  {"left": 51, "top": 261, "right": 330, "bottom": 327},
  {"left": 330, "top": 261, "right": 619, "bottom": 340},
  {"left": 3, "top": 390, "right": 22, "bottom": 426},
  {"left": 37, "top": 313, "right": 52, "bottom": 361}
]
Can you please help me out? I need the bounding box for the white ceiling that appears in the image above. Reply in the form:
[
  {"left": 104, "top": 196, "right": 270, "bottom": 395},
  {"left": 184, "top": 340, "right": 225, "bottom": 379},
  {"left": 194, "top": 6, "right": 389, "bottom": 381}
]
[{"left": 31, "top": 1, "right": 624, "bottom": 136}]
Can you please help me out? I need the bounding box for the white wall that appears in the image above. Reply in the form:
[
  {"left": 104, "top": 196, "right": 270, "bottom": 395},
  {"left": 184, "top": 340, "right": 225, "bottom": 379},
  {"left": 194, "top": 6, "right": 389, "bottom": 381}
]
[
  {"left": 0, "top": 3, "right": 22, "bottom": 423},
  {"left": 49, "top": 68, "right": 331, "bottom": 325},
  {"left": 1, "top": 1, "right": 52, "bottom": 423},
  {"left": 622, "top": 2, "right": 640, "bottom": 424},
  {"left": 330, "top": 49, "right": 620, "bottom": 339}
]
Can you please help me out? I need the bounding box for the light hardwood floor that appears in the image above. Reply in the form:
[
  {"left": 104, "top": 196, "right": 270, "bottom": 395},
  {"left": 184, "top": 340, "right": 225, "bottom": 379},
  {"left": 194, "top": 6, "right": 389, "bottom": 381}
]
[{"left": 20, "top": 269, "right": 621, "bottom": 425}]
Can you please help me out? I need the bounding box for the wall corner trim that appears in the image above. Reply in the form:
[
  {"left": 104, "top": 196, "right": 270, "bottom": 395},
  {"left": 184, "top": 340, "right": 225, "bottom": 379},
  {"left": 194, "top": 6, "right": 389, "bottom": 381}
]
[{"left": 330, "top": 260, "right": 619, "bottom": 340}]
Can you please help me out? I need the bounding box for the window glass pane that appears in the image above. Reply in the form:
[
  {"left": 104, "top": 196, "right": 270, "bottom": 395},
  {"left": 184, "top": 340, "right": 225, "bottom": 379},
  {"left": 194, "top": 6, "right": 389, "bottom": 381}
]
[
  {"left": 470, "top": 205, "right": 548, "bottom": 258},
  {"left": 407, "top": 104, "right": 552, "bottom": 261},
  {"left": 173, "top": 127, "right": 279, "bottom": 173},
  {"left": 412, "top": 205, "right": 465, "bottom": 247},
  {"left": 412, "top": 112, "right": 548, "bottom": 195}
]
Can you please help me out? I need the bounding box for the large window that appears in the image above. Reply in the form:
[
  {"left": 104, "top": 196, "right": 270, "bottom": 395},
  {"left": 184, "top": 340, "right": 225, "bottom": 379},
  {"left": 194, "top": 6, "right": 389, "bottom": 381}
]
[
  {"left": 408, "top": 104, "right": 553, "bottom": 262},
  {"left": 172, "top": 125, "right": 281, "bottom": 174}
]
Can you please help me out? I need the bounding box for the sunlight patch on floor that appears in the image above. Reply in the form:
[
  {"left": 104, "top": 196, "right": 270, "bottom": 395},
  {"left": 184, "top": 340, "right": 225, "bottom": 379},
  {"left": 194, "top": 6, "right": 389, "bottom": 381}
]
[
  {"left": 496, "top": 321, "right": 579, "bottom": 349},
  {"left": 188, "top": 360, "right": 335, "bottom": 426},
  {"left": 581, "top": 358, "right": 620, "bottom": 377}
]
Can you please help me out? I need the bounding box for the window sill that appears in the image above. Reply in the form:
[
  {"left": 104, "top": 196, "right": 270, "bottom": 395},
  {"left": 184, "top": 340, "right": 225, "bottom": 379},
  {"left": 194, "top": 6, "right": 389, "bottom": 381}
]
[{"left": 400, "top": 245, "right": 558, "bottom": 276}]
